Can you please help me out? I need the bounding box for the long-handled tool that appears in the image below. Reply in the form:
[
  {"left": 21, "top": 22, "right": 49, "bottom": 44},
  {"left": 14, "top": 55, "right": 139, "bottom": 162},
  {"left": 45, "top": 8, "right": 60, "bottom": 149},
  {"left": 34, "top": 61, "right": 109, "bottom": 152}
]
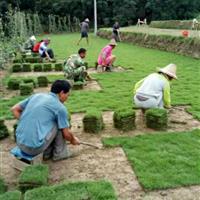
[{"left": 80, "top": 141, "right": 101, "bottom": 149}]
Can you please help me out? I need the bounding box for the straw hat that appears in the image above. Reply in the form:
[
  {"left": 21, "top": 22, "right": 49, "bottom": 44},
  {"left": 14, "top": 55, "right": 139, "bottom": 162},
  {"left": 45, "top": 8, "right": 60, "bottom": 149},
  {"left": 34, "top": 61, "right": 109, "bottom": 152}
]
[
  {"left": 109, "top": 39, "right": 117, "bottom": 46},
  {"left": 85, "top": 18, "right": 90, "bottom": 22},
  {"left": 30, "top": 35, "right": 36, "bottom": 41},
  {"left": 157, "top": 63, "right": 177, "bottom": 79}
]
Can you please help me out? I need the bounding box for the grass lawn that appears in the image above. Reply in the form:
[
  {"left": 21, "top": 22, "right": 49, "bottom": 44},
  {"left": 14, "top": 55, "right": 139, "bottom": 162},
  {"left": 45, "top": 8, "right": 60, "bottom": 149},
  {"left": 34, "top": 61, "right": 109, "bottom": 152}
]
[
  {"left": 1, "top": 33, "right": 200, "bottom": 120},
  {"left": 24, "top": 181, "right": 117, "bottom": 200},
  {"left": 103, "top": 129, "right": 200, "bottom": 190}
]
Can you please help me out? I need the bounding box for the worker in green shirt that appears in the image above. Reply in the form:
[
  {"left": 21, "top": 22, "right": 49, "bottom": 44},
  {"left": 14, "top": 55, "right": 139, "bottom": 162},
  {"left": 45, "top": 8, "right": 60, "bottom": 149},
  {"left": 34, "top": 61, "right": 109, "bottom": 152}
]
[
  {"left": 64, "top": 48, "right": 92, "bottom": 85},
  {"left": 133, "top": 63, "right": 177, "bottom": 109}
]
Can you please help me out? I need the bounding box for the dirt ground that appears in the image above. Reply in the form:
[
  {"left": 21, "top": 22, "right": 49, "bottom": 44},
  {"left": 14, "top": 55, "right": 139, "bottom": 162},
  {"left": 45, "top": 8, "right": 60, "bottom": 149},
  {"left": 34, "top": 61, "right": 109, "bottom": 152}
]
[{"left": 1, "top": 106, "right": 200, "bottom": 199}]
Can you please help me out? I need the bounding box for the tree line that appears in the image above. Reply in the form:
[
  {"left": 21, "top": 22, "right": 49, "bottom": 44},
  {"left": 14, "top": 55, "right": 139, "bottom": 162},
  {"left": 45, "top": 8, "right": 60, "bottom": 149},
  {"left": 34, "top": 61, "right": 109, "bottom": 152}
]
[{"left": 0, "top": 0, "right": 200, "bottom": 27}]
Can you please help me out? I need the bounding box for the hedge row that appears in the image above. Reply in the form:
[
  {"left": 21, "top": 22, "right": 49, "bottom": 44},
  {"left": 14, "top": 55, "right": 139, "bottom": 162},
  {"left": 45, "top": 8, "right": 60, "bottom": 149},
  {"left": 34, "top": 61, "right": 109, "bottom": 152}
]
[
  {"left": 149, "top": 20, "right": 199, "bottom": 30},
  {"left": 97, "top": 29, "right": 200, "bottom": 59}
]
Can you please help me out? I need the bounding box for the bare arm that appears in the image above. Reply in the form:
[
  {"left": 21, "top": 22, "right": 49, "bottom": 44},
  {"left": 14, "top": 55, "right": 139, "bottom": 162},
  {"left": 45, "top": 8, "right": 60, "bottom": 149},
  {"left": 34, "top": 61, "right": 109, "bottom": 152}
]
[
  {"left": 45, "top": 51, "right": 52, "bottom": 61},
  {"left": 61, "top": 128, "right": 80, "bottom": 145},
  {"left": 11, "top": 104, "right": 23, "bottom": 119}
]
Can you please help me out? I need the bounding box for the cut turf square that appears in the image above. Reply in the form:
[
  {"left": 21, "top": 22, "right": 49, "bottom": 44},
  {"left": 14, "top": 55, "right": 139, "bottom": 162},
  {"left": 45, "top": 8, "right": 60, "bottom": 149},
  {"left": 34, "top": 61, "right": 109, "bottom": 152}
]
[
  {"left": 103, "top": 129, "right": 200, "bottom": 190},
  {"left": 0, "top": 190, "right": 21, "bottom": 200}
]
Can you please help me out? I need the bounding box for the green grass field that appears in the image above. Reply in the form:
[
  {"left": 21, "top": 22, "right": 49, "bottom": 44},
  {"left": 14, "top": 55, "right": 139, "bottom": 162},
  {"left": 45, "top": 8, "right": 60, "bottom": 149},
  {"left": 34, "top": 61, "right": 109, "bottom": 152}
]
[
  {"left": 103, "top": 129, "right": 200, "bottom": 190},
  {"left": 1, "top": 33, "right": 200, "bottom": 120}
]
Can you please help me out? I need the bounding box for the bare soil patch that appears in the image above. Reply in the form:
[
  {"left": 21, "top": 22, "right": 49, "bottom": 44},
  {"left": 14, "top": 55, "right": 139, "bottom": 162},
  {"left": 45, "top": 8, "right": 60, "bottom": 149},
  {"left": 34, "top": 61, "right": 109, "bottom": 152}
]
[{"left": 11, "top": 71, "right": 64, "bottom": 77}]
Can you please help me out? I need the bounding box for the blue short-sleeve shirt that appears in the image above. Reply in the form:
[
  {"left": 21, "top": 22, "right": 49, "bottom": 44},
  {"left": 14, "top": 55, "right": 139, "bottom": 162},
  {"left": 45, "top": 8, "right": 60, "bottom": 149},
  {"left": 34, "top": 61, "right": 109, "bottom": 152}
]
[{"left": 16, "top": 92, "right": 69, "bottom": 148}]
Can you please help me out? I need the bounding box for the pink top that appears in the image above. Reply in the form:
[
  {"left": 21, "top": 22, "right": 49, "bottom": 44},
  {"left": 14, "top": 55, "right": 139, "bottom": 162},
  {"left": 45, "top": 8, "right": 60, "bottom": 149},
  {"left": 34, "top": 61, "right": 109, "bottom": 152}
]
[{"left": 98, "top": 45, "right": 113, "bottom": 65}]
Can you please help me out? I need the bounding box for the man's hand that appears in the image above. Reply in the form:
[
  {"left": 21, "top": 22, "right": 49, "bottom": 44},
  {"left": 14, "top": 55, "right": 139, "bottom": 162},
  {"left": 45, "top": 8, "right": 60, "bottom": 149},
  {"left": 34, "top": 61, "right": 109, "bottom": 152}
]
[
  {"left": 62, "top": 128, "right": 80, "bottom": 145},
  {"left": 71, "top": 136, "right": 80, "bottom": 145},
  {"left": 11, "top": 104, "right": 23, "bottom": 119}
]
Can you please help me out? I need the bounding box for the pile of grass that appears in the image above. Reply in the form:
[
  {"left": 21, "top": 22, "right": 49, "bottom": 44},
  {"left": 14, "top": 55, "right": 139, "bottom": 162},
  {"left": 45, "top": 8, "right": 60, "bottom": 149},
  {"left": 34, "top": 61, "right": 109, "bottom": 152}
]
[
  {"left": 0, "top": 120, "right": 9, "bottom": 140},
  {"left": 37, "top": 76, "right": 48, "bottom": 87},
  {"left": 23, "top": 78, "right": 36, "bottom": 88},
  {"left": 33, "top": 64, "right": 43, "bottom": 72},
  {"left": 24, "top": 181, "right": 117, "bottom": 200},
  {"left": 145, "top": 108, "right": 168, "bottom": 130},
  {"left": 54, "top": 63, "right": 63, "bottom": 71},
  {"left": 7, "top": 78, "right": 20, "bottom": 90},
  {"left": 73, "top": 81, "right": 84, "bottom": 90},
  {"left": 103, "top": 129, "right": 200, "bottom": 190},
  {"left": 18, "top": 164, "right": 49, "bottom": 193},
  {"left": 0, "top": 177, "right": 7, "bottom": 194},
  {"left": 83, "top": 110, "right": 104, "bottom": 133},
  {"left": 43, "top": 63, "right": 52, "bottom": 72},
  {"left": 22, "top": 63, "right": 32, "bottom": 72},
  {"left": 0, "top": 191, "right": 21, "bottom": 200},
  {"left": 113, "top": 108, "right": 136, "bottom": 131},
  {"left": 19, "top": 83, "right": 34, "bottom": 96},
  {"left": 12, "top": 64, "right": 22, "bottom": 72}
]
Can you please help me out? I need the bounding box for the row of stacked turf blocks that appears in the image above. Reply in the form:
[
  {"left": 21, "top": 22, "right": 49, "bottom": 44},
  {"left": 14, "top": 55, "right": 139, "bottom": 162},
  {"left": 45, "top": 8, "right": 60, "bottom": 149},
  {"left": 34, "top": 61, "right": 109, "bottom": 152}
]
[
  {"left": 12, "top": 63, "right": 63, "bottom": 72},
  {"left": 83, "top": 108, "right": 168, "bottom": 133},
  {"left": 7, "top": 76, "right": 49, "bottom": 95}
]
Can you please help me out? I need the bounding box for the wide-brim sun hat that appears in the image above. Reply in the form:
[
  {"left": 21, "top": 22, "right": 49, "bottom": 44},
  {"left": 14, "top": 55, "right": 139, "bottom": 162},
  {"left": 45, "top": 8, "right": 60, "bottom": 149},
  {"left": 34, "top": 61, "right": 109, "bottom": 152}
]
[
  {"left": 157, "top": 63, "right": 177, "bottom": 79},
  {"left": 85, "top": 18, "right": 90, "bottom": 22},
  {"left": 109, "top": 39, "right": 117, "bottom": 46},
  {"left": 30, "top": 35, "right": 36, "bottom": 41}
]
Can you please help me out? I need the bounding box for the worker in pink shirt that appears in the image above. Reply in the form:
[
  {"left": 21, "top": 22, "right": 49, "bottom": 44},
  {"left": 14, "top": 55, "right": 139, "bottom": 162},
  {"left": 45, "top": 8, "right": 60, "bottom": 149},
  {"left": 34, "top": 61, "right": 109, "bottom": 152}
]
[{"left": 97, "top": 39, "right": 117, "bottom": 72}]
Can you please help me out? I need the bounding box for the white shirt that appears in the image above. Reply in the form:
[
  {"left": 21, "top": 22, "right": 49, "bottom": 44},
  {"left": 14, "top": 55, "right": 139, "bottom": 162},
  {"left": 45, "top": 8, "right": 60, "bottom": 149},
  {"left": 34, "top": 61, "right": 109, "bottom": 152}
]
[{"left": 39, "top": 42, "right": 47, "bottom": 55}]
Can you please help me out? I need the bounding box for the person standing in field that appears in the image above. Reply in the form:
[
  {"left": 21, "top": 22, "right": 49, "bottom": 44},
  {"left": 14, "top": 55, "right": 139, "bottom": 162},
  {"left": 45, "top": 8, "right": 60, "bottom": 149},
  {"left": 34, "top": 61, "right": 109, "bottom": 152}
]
[
  {"left": 112, "top": 21, "right": 121, "bottom": 42},
  {"left": 133, "top": 63, "right": 177, "bottom": 109},
  {"left": 97, "top": 39, "right": 117, "bottom": 72},
  {"left": 77, "top": 18, "right": 90, "bottom": 45},
  {"left": 11, "top": 80, "right": 80, "bottom": 161}
]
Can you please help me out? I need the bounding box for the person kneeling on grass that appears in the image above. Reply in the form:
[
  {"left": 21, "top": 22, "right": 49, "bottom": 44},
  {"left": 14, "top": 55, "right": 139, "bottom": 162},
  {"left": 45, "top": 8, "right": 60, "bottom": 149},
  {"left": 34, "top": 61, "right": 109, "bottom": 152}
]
[
  {"left": 11, "top": 80, "right": 80, "bottom": 161},
  {"left": 64, "top": 48, "right": 92, "bottom": 85},
  {"left": 39, "top": 38, "right": 54, "bottom": 61},
  {"left": 97, "top": 39, "right": 117, "bottom": 72},
  {"left": 133, "top": 63, "right": 177, "bottom": 109}
]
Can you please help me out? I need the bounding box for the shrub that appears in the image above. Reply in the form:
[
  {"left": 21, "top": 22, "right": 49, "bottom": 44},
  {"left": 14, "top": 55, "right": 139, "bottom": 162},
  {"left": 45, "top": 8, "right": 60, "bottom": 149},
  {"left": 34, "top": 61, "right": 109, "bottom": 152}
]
[
  {"left": 113, "top": 108, "right": 136, "bottom": 131},
  {"left": 0, "top": 177, "right": 7, "bottom": 194},
  {"left": 37, "top": 76, "right": 48, "bottom": 87},
  {"left": 22, "top": 63, "right": 31, "bottom": 72},
  {"left": 19, "top": 83, "right": 34, "bottom": 96},
  {"left": 13, "top": 59, "right": 22, "bottom": 63},
  {"left": 0, "top": 191, "right": 21, "bottom": 200},
  {"left": 83, "top": 110, "right": 104, "bottom": 133},
  {"left": 23, "top": 78, "right": 36, "bottom": 88},
  {"left": 33, "top": 64, "right": 43, "bottom": 72},
  {"left": 73, "top": 81, "right": 84, "bottom": 90},
  {"left": 145, "top": 108, "right": 168, "bottom": 130},
  {"left": 12, "top": 64, "right": 22, "bottom": 72},
  {"left": 54, "top": 63, "right": 63, "bottom": 71},
  {"left": 7, "top": 78, "right": 20, "bottom": 90},
  {"left": 0, "top": 120, "right": 9, "bottom": 140},
  {"left": 43, "top": 63, "right": 52, "bottom": 72},
  {"left": 18, "top": 164, "right": 49, "bottom": 193}
]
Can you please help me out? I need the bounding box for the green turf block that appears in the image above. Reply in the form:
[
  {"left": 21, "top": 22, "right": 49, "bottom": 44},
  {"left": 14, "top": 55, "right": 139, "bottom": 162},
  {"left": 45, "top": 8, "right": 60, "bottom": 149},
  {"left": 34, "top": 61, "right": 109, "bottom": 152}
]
[
  {"left": 22, "top": 63, "right": 32, "bottom": 72},
  {"left": 83, "top": 111, "right": 104, "bottom": 133},
  {"left": 7, "top": 78, "right": 21, "bottom": 90},
  {"left": 24, "top": 181, "right": 117, "bottom": 200},
  {"left": 113, "top": 108, "right": 136, "bottom": 131},
  {"left": 43, "top": 63, "right": 52, "bottom": 72},
  {"left": 72, "top": 81, "right": 84, "bottom": 90},
  {"left": 13, "top": 59, "right": 22, "bottom": 63},
  {"left": 31, "top": 53, "right": 39, "bottom": 57},
  {"left": 0, "top": 177, "right": 7, "bottom": 194},
  {"left": 145, "top": 108, "right": 168, "bottom": 130},
  {"left": 37, "top": 76, "right": 48, "bottom": 87},
  {"left": 33, "top": 64, "right": 43, "bottom": 72},
  {"left": 54, "top": 63, "right": 63, "bottom": 71},
  {"left": 23, "top": 78, "right": 36, "bottom": 88},
  {"left": 0, "top": 120, "right": 9, "bottom": 140},
  {"left": 0, "top": 190, "right": 21, "bottom": 200},
  {"left": 12, "top": 64, "right": 22, "bottom": 72},
  {"left": 19, "top": 83, "right": 34, "bottom": 96},
  {"left": 18, "top": 164, "right": 49, "bottom": 193},
  {"left": 26, "top": 57, "right": 42, "bottom": 63}
]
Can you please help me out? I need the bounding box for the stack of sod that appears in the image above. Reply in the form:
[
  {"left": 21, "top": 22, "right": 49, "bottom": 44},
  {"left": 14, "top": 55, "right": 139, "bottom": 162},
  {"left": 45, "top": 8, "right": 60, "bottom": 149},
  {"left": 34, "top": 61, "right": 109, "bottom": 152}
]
[
  {"left": 7, "top": 78, "right": 20, "bottom": 90},
  {"left": 31, "top": 53, "right": 39, "bottom": 57},
  {"left": 25, "top": 57, "right": 42, "bottom": 63},
  {"left": 33, "top": 64, "right": 43, "bottom": 72},
  {"left": 18, "top": 164, "right": 49, "bottom": 193},
  {"left": 43, "top": 63, "right": 52, "bottom": 72},
  {"left": 23, "top": 78, "right": 36, "bottom": 88},
  {"left": 54, "top": 63, "right": 63, "bottom": 71},
  {"left": 0, "top": 191, "right": 21, "bottom": 200},
  {"left": 19, "top": 83, "right": 34, "bottom": 96},
  {"left": 0, "top": 120, "right": 9, "bottom": 140},
  {"left": 0, "top": 177, "right": 6, "bottom": 194},
  {"left": 145, "top": 108, "right": 168, "bottom": 130},
  {"left": 37, "top": 76, "right": 48, "bottom": 87},
  {"left": 13, "top": 59, "right": 22, "bottom": 63},
  {"left": 113, "top": 108, "right": 136, "bottom": 131},
  {"left": 12, "top": 64, "right": 22, "bottom": 72},
  {"left": 73, "top": 81, "right": 84, "bottom": 90},
  {"left": 22, "top": 63, "right": 31, "bottom": 72},
  {"left": 83, "top": 111, "right": 104, "bottom": 133}
]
